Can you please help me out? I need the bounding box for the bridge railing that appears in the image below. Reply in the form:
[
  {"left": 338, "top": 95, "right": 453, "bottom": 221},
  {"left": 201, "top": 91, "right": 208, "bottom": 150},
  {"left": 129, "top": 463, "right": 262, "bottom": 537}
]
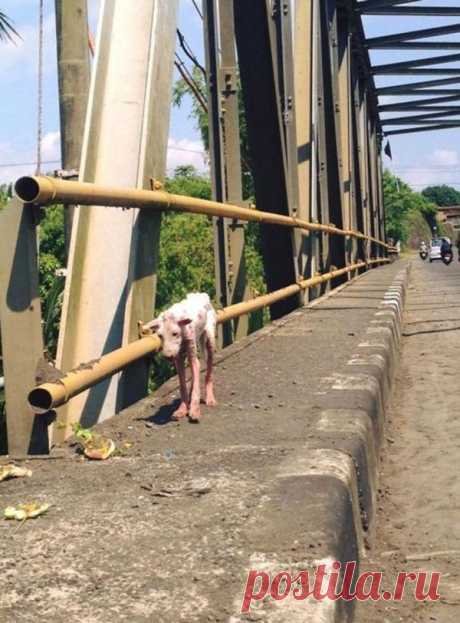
[
  {"left": 14, "top": 175, "right": 392, "bottom": 414},
  {"left": 16, "top": 175, "right": 392, "bottom": 249}
]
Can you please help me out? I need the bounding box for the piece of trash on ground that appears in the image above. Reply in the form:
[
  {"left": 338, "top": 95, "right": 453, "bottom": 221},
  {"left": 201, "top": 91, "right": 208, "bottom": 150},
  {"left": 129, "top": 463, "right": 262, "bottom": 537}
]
[
  {"left": 151, "top": 479, "right": 212, "bottom": 500},
  {"left": 72, "top": 423, "right": 116, "bottom": 460},
  {"left": 0, "top": 465, "right": 32, "bottom": 482},
  {"left": 4, "top": 502, "right": 51, "bottom": 521}
]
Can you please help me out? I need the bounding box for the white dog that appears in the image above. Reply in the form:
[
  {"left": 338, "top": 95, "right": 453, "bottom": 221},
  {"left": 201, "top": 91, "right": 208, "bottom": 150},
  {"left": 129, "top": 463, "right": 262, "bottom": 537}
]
[{"left": 144, "top": 293, "right": 217, "bottom": 422}]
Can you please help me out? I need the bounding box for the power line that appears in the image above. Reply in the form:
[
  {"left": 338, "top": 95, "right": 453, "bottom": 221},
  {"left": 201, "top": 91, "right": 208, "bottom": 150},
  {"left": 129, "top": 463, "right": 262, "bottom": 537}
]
[
  {"left": 191, "top": 0, "right": 203, "bottom": 20},
  {"left": 0, "top": 147, "right": 206, "bottom": 170},
  {"left": 176, "top": 28, "right": 206, "bottom": 80},
  {"left": 0, "top": 159, "right": 61, "bottom": 169}
]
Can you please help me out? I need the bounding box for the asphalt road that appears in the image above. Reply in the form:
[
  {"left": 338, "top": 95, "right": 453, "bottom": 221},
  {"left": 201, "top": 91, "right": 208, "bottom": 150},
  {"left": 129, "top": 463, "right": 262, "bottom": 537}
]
[{"left": 356, "top": 255, "right": 460, "bottom": 622}]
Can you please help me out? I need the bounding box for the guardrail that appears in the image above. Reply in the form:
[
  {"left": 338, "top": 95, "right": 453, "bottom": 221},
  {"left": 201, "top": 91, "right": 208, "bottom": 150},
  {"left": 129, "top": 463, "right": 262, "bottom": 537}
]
[
  {"left": 15, "top": 176, "right": 392, "bottom": 249},
  {"left": 14, "top": 175, "right": 392, "bottom": 413}
]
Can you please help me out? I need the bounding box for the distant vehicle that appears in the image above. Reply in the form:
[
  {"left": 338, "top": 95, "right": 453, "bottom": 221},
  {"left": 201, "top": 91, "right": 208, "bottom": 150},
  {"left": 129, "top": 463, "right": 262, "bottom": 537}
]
[
  {"left": 442, "top": 248, "right": 453, "bottom": 265},
  {"left": 419, "top": 241, "right": 428, "bottom": 260},
  {"left": 429, "top": 239, "right": 442, "bottom": 263},
  {"left": 441, "top": 238, "right": 453, "bottom": 265}
]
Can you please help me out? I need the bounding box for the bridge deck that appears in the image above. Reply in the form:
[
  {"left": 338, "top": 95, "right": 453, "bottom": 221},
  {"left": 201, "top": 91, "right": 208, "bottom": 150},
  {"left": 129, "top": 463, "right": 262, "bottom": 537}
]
[{"left": 2, "top": 261, "right": 410, "bottom": 622}]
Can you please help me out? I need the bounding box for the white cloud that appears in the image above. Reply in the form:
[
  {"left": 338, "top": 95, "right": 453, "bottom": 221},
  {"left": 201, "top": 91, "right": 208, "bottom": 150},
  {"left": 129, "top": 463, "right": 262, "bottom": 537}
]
[
  {"left": 0, "top": 130, "right": 61, "bottom": 184},
  {"left": 41, "top": 130, "right": 61, "bottom": 161},
  {"left": 429, "top": 149, "right": 460, "bottom": 168},
  {"left": 167, "top": 137, "right": 208, "bottom": 174}
]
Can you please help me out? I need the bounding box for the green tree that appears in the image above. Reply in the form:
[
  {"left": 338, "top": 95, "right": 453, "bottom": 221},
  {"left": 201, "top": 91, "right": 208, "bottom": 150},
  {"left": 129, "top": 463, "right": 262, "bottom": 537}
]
[
  {"left": 173, "top": 67, "right": 253, "bottom": 198},
  {"left": 422, "top": 185, "right": 460, "bottom": 207},
  {"left": 384, "top": 170, "right": 438, "bottom": 245}
]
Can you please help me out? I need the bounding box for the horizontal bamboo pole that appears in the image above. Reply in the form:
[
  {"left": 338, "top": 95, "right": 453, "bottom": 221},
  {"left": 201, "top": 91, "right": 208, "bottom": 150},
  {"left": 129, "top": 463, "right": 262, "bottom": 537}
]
[
  {"left": 27, "top": 258, "right": 389, "bottom": 413},
  {"left": 15, "top": 175, "right": 390, "bottom": 248}
]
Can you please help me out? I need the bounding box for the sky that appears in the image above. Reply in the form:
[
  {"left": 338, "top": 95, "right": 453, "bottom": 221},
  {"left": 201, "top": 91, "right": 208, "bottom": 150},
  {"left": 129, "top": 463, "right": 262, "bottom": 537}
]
[{"left": 1, "top": 1, "right": 460, "bottom": 189}]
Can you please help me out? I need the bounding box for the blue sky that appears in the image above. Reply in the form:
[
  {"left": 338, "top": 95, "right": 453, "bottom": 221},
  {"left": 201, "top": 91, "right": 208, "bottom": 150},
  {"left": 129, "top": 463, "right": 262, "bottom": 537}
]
[{"left": 1, "top": 0, "right": 460, "bottom": 189}]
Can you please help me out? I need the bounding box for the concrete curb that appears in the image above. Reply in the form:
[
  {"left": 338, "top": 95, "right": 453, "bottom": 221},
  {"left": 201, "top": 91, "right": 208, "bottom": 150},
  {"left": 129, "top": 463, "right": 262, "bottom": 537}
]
[{"left": 259, "top": 263, "right": 412, "bottom": 623}]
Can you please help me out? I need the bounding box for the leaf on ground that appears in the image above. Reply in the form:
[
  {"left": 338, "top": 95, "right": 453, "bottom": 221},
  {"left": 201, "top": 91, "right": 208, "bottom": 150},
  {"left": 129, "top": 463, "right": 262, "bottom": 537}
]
[
  {"left": 4, "top": 503, "right": 50, "bottom": 521},
  {"left": 0, "top": 465, "right": 32, "bottom": 482}
]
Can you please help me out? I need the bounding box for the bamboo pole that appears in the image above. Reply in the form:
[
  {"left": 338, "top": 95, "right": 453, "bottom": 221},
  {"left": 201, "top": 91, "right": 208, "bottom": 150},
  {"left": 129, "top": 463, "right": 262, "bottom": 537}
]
[
  {"left": 27, "top": 258, "right": 389, "bottom": 413},
  {"left": 15, "top": 176, "right": 390, "bottom": 248}
]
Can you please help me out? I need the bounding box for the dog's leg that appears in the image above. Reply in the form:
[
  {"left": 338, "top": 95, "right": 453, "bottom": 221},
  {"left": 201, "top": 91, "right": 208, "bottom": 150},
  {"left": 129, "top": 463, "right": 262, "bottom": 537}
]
[
  {"left": 205, "top": 337, "right": 217, "bottom": 407},
  {"left": 172, "top": 354, "right": 188, "bottom": 420}
]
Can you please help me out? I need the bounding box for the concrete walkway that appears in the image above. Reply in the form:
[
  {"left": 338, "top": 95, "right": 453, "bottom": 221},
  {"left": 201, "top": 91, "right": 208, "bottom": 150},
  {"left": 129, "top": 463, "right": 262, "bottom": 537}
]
[
  {"left": 1, "top": 261, "right": 407, "bottom": 623},
  {"left": 356, "top": 258, "right": 460, "bottom": 622}
]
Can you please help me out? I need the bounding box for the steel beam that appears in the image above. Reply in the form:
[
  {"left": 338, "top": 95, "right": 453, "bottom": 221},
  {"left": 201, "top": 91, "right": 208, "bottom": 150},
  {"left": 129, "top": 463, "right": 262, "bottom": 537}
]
[
  {"left": 378, "top": 88, "right": 460, "bottom": 96},
  {"left": 0, "top": 200, "right": 49, "bottom": 454},
  {"left": 233, "top": 0, "right": 299, "bottom": 319},
  {"left": 218, "top": 0, "right": 250, "bottom": 340},
  {"left": 381, "top": 110, "right": 460, "bottom": 125},
  {"left": 55, "top": 0, "right": 178, "bottom": 440},
  {"left": 369, "top": 42, "right": 460, "bottom": 51},
  {"left": 350, "top": 67, "right": 367, "bottom": 265},
  {"left": 337, "top": 5, "right": 354, "bottom": 268},
  {"left": 385, "top": 123, "right": 460, "bottom": 136},
  {"left": 380, "top": 105, "right": 460, "bottom": 113},
  {"left": 316, "top": 0, "right": 347, "bottom": 285},
  {"left": 377, "top": 77, "right": 460, "bottom": 95},
  {"left": 383, "top": 119, "right": 460, "bottom": 125},
  {"left": 203, "top": 0, "right": 232, "bottom": 346},
  {"left": 362, "top": 7, "right": 460, "bottom": 17},
  {"left": 366, "top": 23, "right": 460, "bottom": 47},
  {"left": 373, "top": 53, "right": 460, "bottom": 74},
  {"left": 294, "top": 0, "right": 314, "bottom": 300},
  {"left": 374, "top": 69, "right": 460, "bottom": 76},
  {"left": 358, "top": 0, "right": 421, "bottom": 9},
  {"left": 378, "top": 94, "right": 460, "bottom": 111}
]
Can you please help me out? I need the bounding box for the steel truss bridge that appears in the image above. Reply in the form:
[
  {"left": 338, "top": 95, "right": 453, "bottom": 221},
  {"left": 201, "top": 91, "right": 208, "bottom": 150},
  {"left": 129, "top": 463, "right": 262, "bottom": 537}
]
[{"left": 1, "top": 0, "right": 459, "bottom": 455}]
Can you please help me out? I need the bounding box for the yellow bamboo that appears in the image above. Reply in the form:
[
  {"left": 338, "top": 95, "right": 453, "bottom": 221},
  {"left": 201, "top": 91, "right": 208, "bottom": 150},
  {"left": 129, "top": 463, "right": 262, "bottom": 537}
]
[
  {"left": 15, "top": 175, "right": 389, "bottom": 248},
  {"left": 27, "top": 258, "right": 390, "bottom": 413}
]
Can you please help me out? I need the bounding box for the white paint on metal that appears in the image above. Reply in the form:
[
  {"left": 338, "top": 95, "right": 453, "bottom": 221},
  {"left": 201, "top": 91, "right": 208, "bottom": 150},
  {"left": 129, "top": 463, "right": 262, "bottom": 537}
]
[{"left": 56, "top": 0, "right": 178, "bottom": 435}]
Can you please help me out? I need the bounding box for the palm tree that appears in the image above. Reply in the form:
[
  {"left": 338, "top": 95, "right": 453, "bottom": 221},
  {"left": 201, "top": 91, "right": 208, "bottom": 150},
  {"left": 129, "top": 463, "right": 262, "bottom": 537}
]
[{"left": 0, "top": 10, "right": 19, "bottom": 42}]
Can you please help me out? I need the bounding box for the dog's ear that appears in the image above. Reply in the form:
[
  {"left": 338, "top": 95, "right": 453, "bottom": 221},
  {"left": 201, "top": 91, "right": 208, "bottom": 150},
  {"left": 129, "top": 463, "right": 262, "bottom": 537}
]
[
  {"left": 147, "top": 319, "right": 162, "bottom": 332},
  {"left": 178, "top": 318, "right": 192, "bottom": 327}
]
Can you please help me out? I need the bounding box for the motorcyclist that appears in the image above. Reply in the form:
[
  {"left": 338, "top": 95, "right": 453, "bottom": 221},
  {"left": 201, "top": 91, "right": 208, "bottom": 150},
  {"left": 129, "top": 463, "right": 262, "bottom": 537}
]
[
  {"left": 419, "top": 240, "right": 428, "bottom": 259},
  {"left": 441, "top": 237, "right": 452, "bottom": 259}
]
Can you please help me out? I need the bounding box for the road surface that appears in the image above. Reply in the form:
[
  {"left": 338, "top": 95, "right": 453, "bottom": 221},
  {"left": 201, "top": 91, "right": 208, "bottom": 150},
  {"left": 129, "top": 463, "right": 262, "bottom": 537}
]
[{"left": 356, "top": 256, "right": 460, "bottom": 622}]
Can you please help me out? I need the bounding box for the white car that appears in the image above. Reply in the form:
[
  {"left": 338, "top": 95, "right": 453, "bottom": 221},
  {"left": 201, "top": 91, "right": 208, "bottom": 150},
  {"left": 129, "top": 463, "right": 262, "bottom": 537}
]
[{"left": 429, "top": 239, "right": 442, "bottom": 262}]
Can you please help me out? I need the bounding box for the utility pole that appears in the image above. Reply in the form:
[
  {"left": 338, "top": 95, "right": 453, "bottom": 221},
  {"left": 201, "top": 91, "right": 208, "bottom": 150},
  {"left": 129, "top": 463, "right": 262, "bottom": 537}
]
[{"left": 55, "top": 0, "right": 91, "bottom": 257}]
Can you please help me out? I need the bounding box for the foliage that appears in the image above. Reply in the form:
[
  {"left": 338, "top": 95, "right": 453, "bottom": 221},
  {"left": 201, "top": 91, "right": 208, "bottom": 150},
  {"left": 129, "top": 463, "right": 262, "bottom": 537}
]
[
  {"left": 159, "top": 165, "right": 265, "bottom": 308},
  {"left": 173, "top": 67, "right": 254, "bottom": 198},
  {"left": 422, "top": 185, "right": 460, "bottom": 208},
  {"left": 383, "top": 170, "right": 438, "bottom": 246},
  {"left": 38, "top": 206, "right": 66, "bottom": 356},
  {"left": 0, "top": 10, "right": 20, "bottom": 43}
]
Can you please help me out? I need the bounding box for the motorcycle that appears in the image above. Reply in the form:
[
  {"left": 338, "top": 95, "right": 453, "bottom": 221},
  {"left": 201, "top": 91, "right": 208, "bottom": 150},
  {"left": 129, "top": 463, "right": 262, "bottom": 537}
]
[
  {"left": 442, "top": 249, "right": 453, "bottom": 265},
  {"left": 419, "top": 249, "right": 428, "bottom": 260}
]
